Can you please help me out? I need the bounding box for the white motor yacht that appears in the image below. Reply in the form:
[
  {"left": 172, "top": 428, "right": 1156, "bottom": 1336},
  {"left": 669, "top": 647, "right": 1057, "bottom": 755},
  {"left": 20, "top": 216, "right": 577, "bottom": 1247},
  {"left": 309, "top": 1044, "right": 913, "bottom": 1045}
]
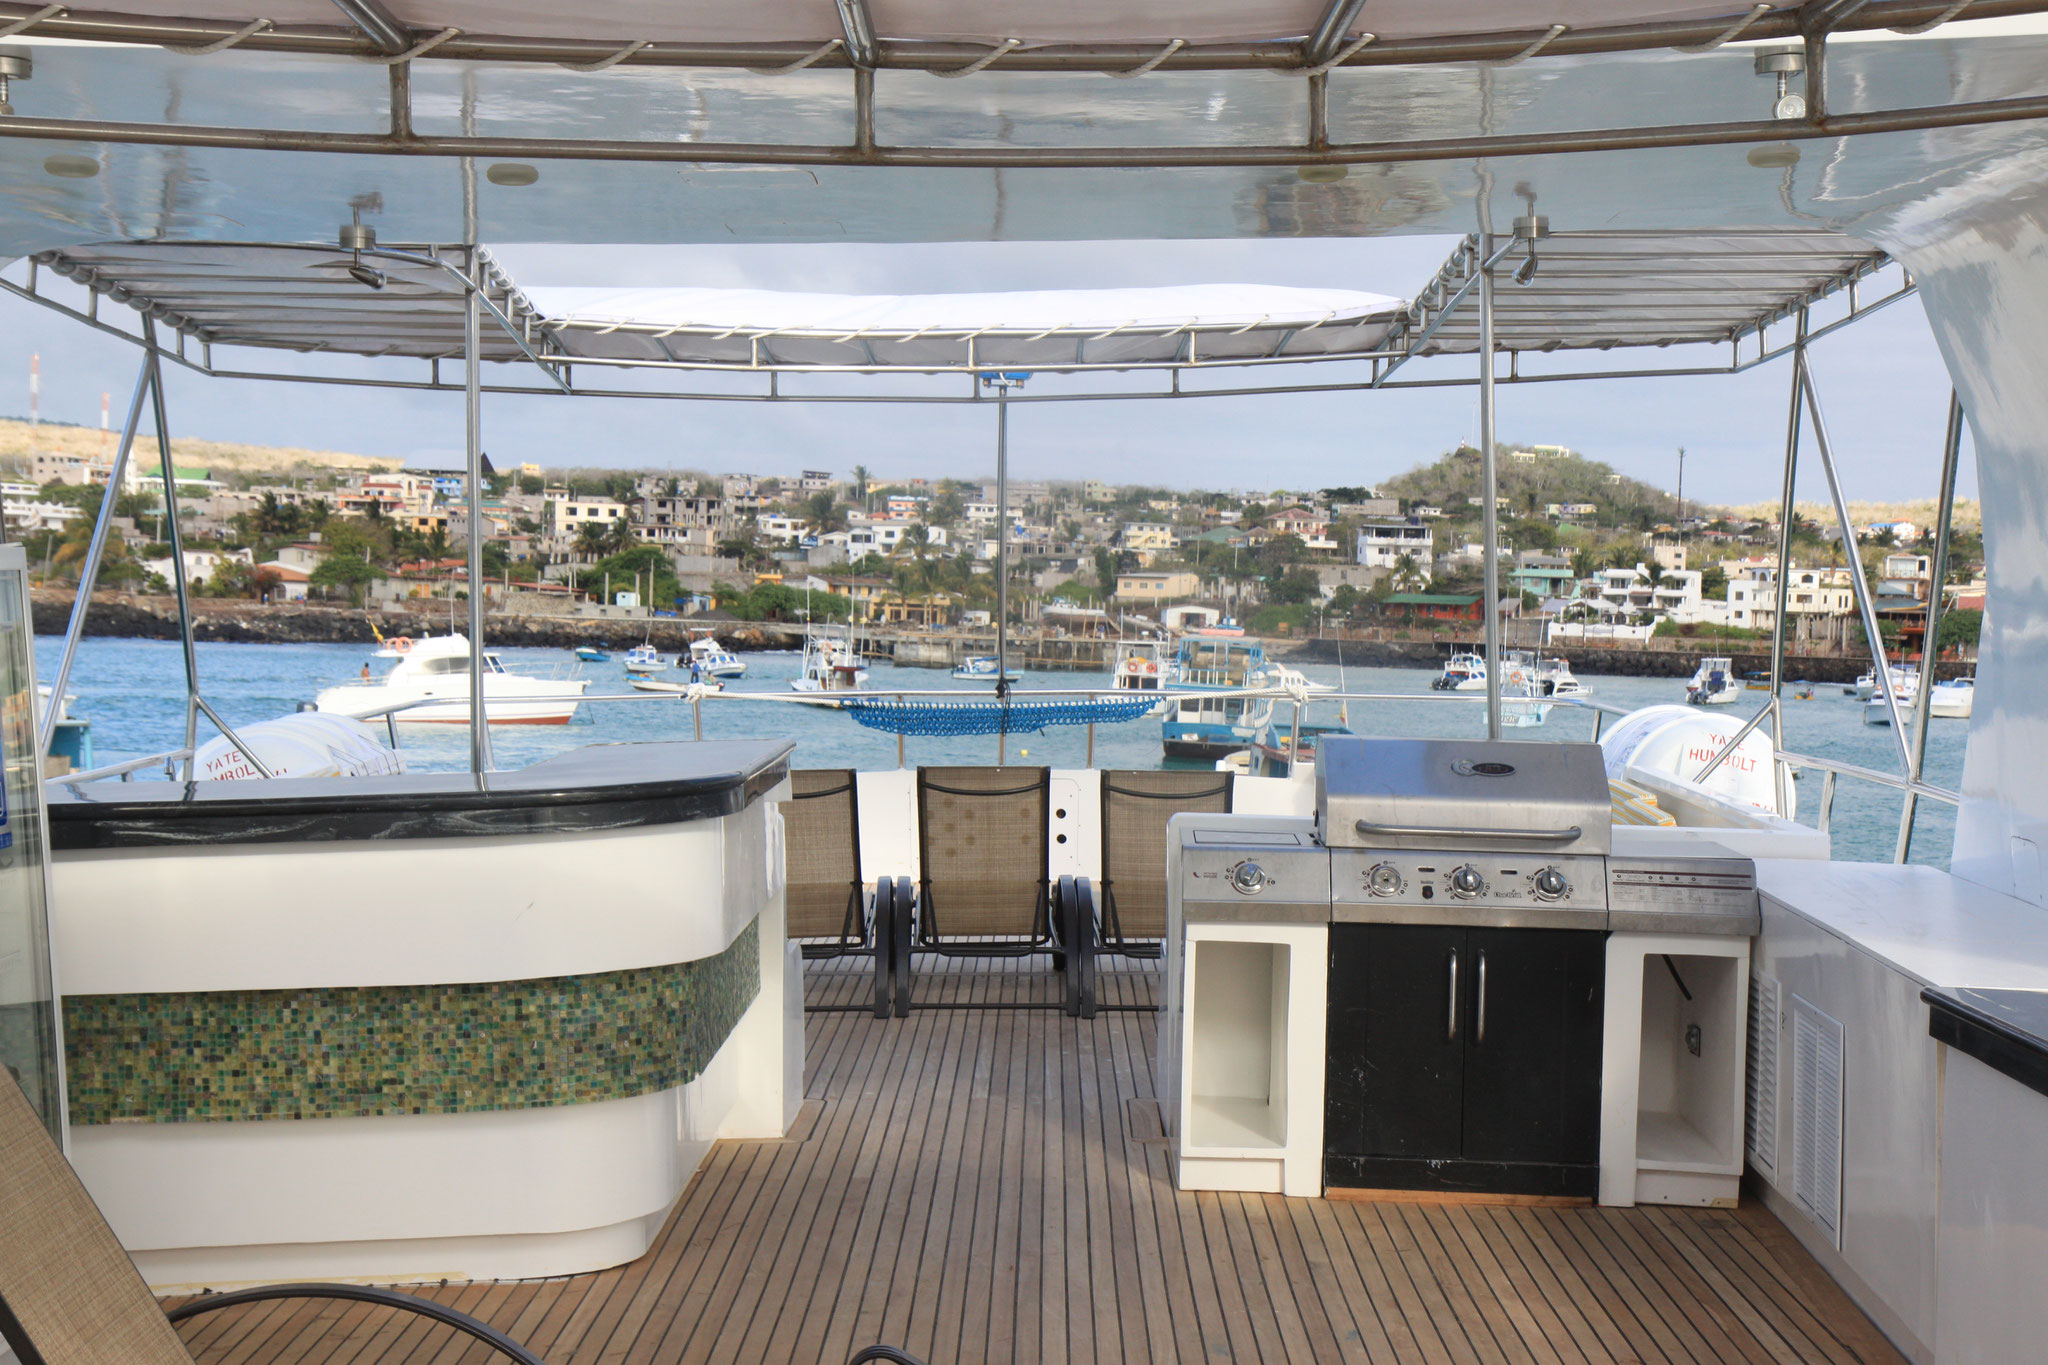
[
  {"left": 1685, "top": 656, "right": 1740, "bottom": 705},
  {"left": 1430, "top": 652, "right": 1487, "bottom": 692},
  {"left": 791, "top": 631, "right": 869, "bottom": 692},
  {"left": 622, "top": 643, "right": 667, "bottom": 675},
  {"left": 1931, "top": 676, "right": 1977, "bottom": 718},
  {"left": 687, "top": 630, "right": 747, "bottom": 679},
  {"left": 314, "top": 633, "right": 589, "bottom": 725}
]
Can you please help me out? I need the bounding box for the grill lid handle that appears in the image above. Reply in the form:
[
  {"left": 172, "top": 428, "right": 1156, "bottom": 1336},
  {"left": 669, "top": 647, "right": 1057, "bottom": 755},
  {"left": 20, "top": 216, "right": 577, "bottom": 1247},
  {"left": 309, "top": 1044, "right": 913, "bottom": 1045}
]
[{"left": 1352, "top": 819, "right": 1584, "bottom": 843}]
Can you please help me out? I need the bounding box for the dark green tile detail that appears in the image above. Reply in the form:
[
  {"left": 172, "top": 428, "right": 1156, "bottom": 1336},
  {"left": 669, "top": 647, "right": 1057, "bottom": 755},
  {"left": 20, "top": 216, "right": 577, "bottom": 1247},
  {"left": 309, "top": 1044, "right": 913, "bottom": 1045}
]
[{"left": 62, "top": 918, "right": 759, "bottom": 1125}]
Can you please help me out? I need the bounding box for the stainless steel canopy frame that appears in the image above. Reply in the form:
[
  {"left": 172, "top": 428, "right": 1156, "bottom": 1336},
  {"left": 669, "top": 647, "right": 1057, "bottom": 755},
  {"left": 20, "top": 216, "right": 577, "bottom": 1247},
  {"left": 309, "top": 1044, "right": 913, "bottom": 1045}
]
[
  {"left": 0, "top": 0, "right": 2045, "bottom": 175},
  {"left": 12, "top": 228, "right": 1968, "bottom": 859}
]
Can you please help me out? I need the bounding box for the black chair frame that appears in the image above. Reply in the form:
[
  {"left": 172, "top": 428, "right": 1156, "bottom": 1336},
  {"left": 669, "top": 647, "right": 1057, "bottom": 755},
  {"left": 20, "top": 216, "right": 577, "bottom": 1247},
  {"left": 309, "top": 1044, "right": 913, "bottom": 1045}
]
[{"left": 164, "top": 1283, "right": 544, "bottom": 1363}]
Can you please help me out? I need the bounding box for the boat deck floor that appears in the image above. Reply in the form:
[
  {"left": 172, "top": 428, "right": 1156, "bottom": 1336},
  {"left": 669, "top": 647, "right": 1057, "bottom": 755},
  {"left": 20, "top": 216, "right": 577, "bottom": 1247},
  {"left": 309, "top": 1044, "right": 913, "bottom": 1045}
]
[{"left": 169, "top": 957, "right": 1906, "bottom": 1365}]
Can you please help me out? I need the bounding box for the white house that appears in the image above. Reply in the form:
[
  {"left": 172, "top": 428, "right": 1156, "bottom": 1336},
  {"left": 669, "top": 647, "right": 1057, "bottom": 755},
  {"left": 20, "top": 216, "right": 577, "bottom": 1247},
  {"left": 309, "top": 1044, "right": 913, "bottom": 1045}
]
[
  {"left": 755, "top": 513, "right": 806, "bottom": 543},
  {"left": 1354, "top": 521, "right": 1435, "bottom": 581},
  {"left": 141, "top": 547, "right": 254, "bottom": 588}
]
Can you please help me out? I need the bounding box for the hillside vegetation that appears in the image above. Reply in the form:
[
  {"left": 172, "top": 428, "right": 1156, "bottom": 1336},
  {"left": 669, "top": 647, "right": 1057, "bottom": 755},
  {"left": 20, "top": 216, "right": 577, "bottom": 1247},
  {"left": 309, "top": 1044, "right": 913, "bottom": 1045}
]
[
  {"left": 0, "top": 417, "right": 401, "bottom": 480},
  {"left": 1377, "top": 443, "right": 1681, "bottom": 525}
]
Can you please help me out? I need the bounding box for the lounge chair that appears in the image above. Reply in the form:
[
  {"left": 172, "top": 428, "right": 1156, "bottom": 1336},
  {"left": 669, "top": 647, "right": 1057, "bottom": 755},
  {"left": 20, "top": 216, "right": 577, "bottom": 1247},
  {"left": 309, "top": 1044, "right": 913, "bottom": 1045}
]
[
  {"left": 0, "top": 1067, "right": 929, "bottom": 1365},
  {"left": 0, "top": 1065, "right": 541, "bottom": 1364},
  {"left": 908, "top": 765, "right": 1065, "bottom": 1010},
  {"left": 783, "top": 769, "right": 893, "bottom": 1017},
  {"left": 1096, "top": 769, "right": 1235, "bottom": 959}
]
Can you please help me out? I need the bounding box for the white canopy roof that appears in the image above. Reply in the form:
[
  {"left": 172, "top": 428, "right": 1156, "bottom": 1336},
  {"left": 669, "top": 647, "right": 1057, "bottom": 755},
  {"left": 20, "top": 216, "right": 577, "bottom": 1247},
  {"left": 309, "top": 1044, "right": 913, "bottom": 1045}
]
[
  {"left": 525, "top": 283, "right": 1407, "bottom": 369},
  {"left": 18, "top": 230, "right": 1895, "bottom": 386}
]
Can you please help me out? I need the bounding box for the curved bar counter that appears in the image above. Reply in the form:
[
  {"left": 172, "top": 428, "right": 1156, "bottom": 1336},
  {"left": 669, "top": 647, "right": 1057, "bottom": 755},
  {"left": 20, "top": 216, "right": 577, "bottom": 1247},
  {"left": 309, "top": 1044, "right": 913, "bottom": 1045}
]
[{"left": 45, "top": 740, "right": 800, "bottom": 1291}]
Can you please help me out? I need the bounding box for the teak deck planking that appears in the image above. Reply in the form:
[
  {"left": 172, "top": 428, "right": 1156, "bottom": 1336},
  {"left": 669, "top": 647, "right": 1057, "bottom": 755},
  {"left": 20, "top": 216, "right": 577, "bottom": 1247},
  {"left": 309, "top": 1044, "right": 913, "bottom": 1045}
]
[{"left": 168, "top": 956, "right": 1908, "bottom": 1365}]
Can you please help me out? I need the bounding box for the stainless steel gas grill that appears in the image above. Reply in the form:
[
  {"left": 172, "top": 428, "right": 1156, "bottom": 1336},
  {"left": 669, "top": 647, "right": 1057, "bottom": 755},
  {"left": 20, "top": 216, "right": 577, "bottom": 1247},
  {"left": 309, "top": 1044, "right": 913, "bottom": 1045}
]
[{"left": 1160, "top": 735, "right": 1762, "bottom": 1203}]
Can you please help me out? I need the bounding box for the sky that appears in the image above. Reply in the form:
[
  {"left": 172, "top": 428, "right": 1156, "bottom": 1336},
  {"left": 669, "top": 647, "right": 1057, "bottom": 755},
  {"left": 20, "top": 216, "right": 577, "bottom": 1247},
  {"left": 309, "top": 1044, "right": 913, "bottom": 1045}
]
[{"left": 0, "top": 236, "right": 1973, "bottom": 510}]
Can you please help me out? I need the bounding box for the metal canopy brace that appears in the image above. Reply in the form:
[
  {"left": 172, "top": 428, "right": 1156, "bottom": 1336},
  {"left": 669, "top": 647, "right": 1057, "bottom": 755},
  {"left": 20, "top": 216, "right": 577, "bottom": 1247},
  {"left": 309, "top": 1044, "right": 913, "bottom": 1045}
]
[{"left": 38, "top": 331, "right": 273, "bottom": 776}]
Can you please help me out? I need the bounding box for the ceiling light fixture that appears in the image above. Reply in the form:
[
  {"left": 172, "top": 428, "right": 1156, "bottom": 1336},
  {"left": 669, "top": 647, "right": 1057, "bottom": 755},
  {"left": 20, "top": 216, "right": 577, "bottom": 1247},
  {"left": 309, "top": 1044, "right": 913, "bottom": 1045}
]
[
  {"left": 1755, "top": 48, "right": 1807, "bottom": 121},
  {"left": 486, "top": 162, "right": 540, "bottom": 187},
  {"left": 1512, "top": 213, "right": 1549, "bottom": 287},
  {"left": 1747, "top": 143, "right": 1801, "bottom": 169},
  {"left": 43, "top": 155, "right": 99, "bottom": 179},
  {"left": 338, "top": 206, "right": 385, "bottom": 290},
  {"left": 1297, "top": 164, "right": 1349, "bottom": 183},
  {"left": 0, "top": 47, "right": 31, "bottom": 117}
]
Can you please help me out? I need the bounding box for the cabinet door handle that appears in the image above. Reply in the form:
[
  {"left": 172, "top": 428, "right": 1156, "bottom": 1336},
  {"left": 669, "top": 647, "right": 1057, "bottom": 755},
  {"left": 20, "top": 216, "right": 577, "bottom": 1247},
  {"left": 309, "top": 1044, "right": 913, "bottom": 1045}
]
[
  {"left": 1476, "top": 950, "right": 1488, "bottom": 1044},
  {"left": 1446, "top": 948, "right": 1459, "bottom": 1041}
]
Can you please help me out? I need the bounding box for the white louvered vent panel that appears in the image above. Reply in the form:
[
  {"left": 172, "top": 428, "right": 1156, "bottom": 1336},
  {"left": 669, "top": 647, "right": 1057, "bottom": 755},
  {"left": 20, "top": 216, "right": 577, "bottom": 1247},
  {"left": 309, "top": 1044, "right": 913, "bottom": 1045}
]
[
  {"left": 1746, "top": 970, "right": 1780, "bottom": 1180},
  {"left": 1790, "top": 994, "right": 1845, "bottom": 1248}
]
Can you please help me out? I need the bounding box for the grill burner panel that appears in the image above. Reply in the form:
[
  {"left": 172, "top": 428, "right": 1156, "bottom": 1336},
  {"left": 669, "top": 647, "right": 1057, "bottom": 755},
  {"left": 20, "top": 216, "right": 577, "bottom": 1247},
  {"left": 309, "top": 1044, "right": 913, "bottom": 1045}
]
[{"left": 1331, "top": 850, "right": 1609, "bottom": 930}]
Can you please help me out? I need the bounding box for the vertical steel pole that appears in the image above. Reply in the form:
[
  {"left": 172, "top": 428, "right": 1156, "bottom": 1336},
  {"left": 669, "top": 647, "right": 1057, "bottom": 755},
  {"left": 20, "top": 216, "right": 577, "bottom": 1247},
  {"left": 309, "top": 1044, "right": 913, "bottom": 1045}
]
[
  {"left": 40, "top": 350, "right": 151, "bottom": 757},
  {"left": 464, "top": 253, "right": 494, "bottom": 775},
  {"left": 1801, "top": 354, "right": 1913, "bottom": 766},
  {"left": 1479, "top": 234, "right": 1502, "bottom": 739},
  {"left": 1895, "top": 391, "right": 1966, "bottom": 863},
  {"left": 141, "top": 321, "right": 202, "bottom": 779},
  {"left": 1768, "top": 310, "right": 1806, "bottom": 815},
  {"left": 995, "top": 395, "right": 1009, "bottom": 688}
]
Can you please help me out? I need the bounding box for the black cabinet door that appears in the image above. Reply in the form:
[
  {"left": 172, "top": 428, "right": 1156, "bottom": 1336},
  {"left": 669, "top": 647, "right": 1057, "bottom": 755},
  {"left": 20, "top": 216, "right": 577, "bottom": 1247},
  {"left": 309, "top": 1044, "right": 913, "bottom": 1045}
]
[
  {"left": 1327, "top": 923, "right": 1465, "bottom": 1159},
  {"left": 1459, "top": 927, "right": 1606, "bottom": 1168}
]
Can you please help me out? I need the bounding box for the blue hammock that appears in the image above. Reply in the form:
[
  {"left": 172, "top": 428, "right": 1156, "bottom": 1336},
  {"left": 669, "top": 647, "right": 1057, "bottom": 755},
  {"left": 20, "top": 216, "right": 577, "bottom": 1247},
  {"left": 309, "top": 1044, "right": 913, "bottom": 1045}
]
[{"left": 837, "top": 694, "right": 1162, "bottom": 737}]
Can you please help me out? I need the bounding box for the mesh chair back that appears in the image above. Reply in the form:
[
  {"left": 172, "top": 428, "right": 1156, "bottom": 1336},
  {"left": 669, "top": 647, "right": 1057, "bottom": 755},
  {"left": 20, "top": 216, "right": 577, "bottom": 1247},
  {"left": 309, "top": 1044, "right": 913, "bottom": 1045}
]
[
  {"left": 784, "top": 769, "right": 864, "bottom": 940},
  {"left": 0, "top": 1069, "right": 194, "bottom": 1364},
  {"left": 1100, "top": 770, "right": 1234, "bottom": 943},
  {"left": 916, "top": 767, "right": 1051, "bottom": 940}
]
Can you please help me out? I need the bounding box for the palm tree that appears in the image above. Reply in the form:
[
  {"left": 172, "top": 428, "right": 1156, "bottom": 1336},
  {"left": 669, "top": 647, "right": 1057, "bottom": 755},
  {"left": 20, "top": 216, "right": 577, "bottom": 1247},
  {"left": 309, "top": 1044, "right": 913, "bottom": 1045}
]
[
  {"left": 574, "top": 522, "right": 610, "bottom": 563},
  {"left": 603, "top": 518, "right": 638, "bottom": 556},
  {"left": 1390, "top": 553, "right": 1426, "bottom": 594},
  {"left": 851, "top": 464, "right": 871, "bottom": 513}
]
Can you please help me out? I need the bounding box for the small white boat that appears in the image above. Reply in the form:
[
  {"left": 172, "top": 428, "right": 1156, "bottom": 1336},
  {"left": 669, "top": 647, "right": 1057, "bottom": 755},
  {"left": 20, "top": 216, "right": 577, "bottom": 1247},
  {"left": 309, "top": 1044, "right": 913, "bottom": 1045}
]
[
  {"left": 623, "top": 643, "right": 667, "bottom": 676},
  {"left": 1110, "top": 640, "right": 1173, "bottom": 693},
  {"left": 316, "top": 633, "right": 589, "bottom": 726},
  {"left": 1862, "top": 667, "right": 1924, "bottom": 724},
  {"left": 1930, "top": 676, "right": 1976, "bottom": 719},
  {"left": 629, "top": 676, "right": 722, "bottom": 695},
  {"left": 687, "top": 630, "right": 747, "bottom": 679},
  {"left": 1432, "top": 652, "right": 1487, "bottom": 692},
  {"left": 1539, "top": 656, "right": 1590, "bottom": 699},
  {"left": 792, "top": 631, "right": 869, "bottom": 692},
  {"left": 952, "top": 655, "right": 1018, "bottom": 681},
  {"left": 1685, "top": 656, "right": 1740, "bottom": 706}
]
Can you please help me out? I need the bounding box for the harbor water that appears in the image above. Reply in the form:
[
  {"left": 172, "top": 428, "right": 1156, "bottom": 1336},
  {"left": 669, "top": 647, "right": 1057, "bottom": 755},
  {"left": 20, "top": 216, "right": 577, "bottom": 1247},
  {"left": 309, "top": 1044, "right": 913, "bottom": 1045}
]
[{"left": 37, "top": 636, "right": 1963, "bottom": 868}]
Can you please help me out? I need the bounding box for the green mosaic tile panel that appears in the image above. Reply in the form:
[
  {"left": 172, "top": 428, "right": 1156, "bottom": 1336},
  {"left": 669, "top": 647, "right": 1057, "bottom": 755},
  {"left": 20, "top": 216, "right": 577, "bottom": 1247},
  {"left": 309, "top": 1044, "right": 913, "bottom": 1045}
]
[{"left": 63, "top": 918, "right": 759, "bottom": 1125}]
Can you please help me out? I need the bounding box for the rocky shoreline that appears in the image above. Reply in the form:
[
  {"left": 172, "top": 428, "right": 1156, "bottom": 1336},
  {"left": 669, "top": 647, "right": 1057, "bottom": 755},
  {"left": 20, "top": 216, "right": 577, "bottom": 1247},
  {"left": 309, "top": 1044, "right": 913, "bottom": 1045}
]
[
  {"left": 28, "top": 592, "right": 811, "bottom": 652},
  {"left": 31, "top": 592, "right": 1962, "bottom": 684}
]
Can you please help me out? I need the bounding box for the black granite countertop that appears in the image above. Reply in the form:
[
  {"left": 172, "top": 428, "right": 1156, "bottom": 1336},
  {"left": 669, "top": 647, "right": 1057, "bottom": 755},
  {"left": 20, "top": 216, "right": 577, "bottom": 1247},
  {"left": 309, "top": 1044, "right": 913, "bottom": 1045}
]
[
  {"left": 48, "top": 740, "right": 793, "bottom": 849},
  {"left": 1924, "top": 986, "right": 2048, "bottom": 1101}
]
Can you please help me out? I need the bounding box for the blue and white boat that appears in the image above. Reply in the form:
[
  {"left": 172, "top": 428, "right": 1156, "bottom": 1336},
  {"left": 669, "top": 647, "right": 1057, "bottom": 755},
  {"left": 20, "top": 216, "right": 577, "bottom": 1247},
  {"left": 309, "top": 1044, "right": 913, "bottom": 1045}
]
[
  {"left": 1161, "top": 635, "right": 1275, "bottom": 761},
  {"left": 622, "top": 644, "right": 666, "bottom": 676},
  {"left": 575, "top": 645, "right": 609, "bottom": 663},
  {"left": 951, "top": 655, "right": 1018, "bottom": 681}
]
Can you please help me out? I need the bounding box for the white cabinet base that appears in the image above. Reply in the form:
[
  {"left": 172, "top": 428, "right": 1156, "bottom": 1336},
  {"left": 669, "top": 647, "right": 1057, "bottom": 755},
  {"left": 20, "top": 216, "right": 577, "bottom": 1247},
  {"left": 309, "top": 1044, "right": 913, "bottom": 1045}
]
[
  {"left": 1601, "top": 932, "right": 1751, "bottom": 1207},
  {"left": 1167, "top": 923, "right": 1327, "bottom": 1199}
]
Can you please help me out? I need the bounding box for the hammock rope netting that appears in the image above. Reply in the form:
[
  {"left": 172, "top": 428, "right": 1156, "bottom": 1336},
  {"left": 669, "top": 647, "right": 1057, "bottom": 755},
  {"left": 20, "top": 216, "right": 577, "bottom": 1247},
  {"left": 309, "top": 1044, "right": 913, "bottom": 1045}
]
[{"left": 836, "top": 694, "right": 1163, "bottom": 737}]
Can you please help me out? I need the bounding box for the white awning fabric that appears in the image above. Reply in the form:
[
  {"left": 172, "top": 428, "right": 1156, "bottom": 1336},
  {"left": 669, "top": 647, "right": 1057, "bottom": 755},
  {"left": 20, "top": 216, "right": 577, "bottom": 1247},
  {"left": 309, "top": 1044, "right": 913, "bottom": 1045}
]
[
  {"left": 1399, "top": 230, "right": 1891, "bottom": 354},
  {"left": 524, "top": 283, "right": 1408, "bottom": 369},
  {"left": 21, "top": 230, "right": 1891, "bottom": 379},
  {"left": 42, "top": 1, "right": 1778, "bottom": 47}
]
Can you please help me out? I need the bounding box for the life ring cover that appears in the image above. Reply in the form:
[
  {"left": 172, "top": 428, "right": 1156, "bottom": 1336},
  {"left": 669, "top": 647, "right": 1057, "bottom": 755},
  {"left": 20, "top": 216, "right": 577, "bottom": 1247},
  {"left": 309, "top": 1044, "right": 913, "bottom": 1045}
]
[{"left": 389, "top": 636, "right": 413, "bottom": 653}]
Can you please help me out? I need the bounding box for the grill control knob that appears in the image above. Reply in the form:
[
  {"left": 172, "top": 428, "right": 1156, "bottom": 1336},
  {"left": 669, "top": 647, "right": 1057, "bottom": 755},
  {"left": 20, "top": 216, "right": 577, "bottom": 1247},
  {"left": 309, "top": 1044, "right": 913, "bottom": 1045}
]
[
  {"left": 1367, "top": 863, "right": 1404, "bottom": 897},
  {"left": 1532, "top": 866, "right": 1570, "bottom": 901},
  {"left": 1230, "top": 861, "right": 1268, "bottom": 894},
  {"left": 1449, "top": 864, "right": 1486, "bottom": 899}
]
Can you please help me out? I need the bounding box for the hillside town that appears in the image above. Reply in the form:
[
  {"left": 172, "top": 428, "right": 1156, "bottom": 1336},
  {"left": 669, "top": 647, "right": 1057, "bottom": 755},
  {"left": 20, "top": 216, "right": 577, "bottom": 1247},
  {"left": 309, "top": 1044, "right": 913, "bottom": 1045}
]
[{"left": 1, "top": 430, "right": 1985, "bottom": 660}]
